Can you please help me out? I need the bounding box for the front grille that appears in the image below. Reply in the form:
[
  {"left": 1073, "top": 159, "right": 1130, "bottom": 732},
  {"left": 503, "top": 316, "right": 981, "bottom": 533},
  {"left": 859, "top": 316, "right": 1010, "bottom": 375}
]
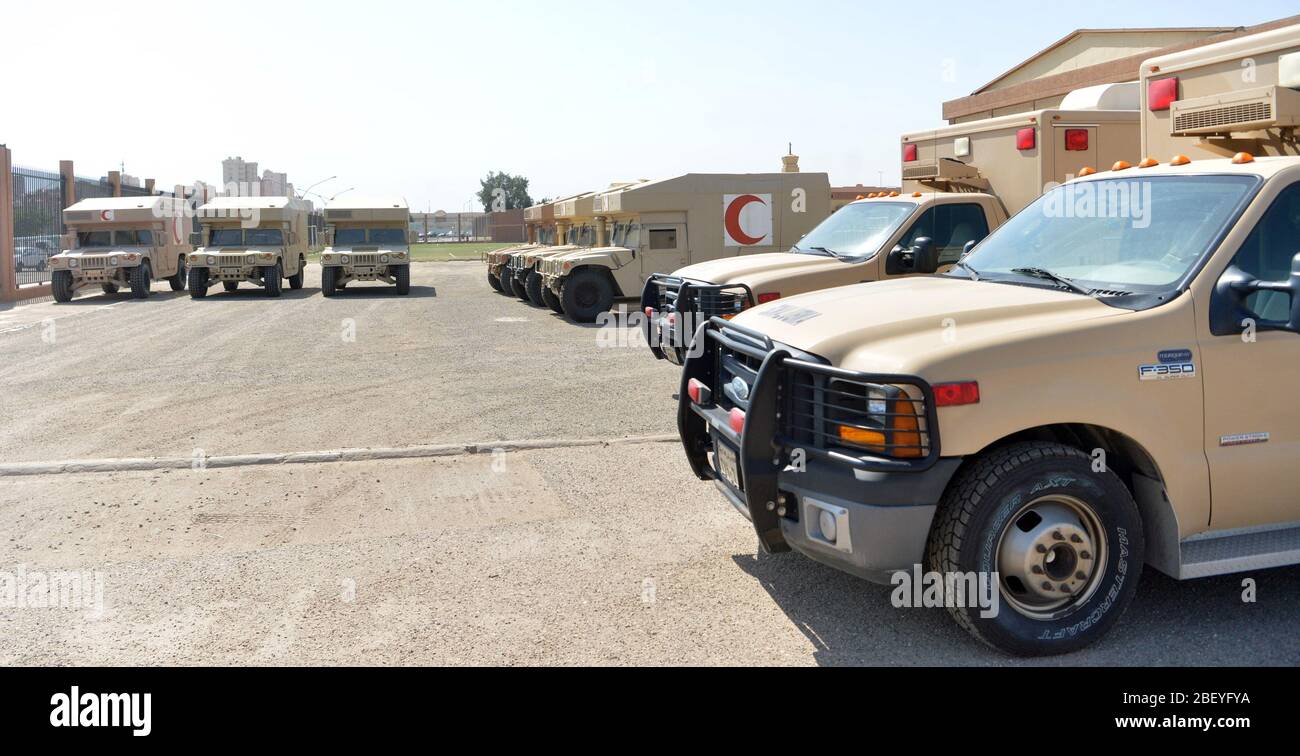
[
  {"left": 1174, "top": 101, "right": 1272, "bottom": 133},
  {"left": 653, "top": 277, "right": 749, "bottom": 319},
  {"left": 349, "top": 253, "right": 379, "bottom": 266},
  {"left": 784, "top": 370, "right": 930, "bottom": 459},
  {"left": 715, "top": 339, "right": 764, "bottom": 413},
  {"left": 78, "top": 256, "right": 109, "bottom": 269}
]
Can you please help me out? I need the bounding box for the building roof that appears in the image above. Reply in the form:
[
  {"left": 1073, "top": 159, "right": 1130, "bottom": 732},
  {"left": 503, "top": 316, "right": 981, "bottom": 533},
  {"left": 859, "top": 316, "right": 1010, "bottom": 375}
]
[{"left": 943, "top": 15, "right": 1300, "bottom": 122}]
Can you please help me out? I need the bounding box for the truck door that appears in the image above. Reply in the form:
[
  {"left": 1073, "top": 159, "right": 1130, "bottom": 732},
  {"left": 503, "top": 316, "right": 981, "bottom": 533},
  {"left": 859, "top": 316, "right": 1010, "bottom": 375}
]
[
  {"left": 1198, "top": 180, "right": 1300, "bottom": 529},
  {"left": 640, "top": 223, "right": 688, "bottom": 282},
  {"left": 1052, "top": 125, "right": 1097, "bottom": 180},
  {"left": 891, "top": 202, "right": 991, "bottom": 275}
]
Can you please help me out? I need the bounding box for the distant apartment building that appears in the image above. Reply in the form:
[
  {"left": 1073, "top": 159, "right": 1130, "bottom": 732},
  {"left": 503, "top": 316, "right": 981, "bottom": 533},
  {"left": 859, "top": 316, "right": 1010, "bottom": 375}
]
[
  {"left": 222, "top": 156, "right": 259, "bottom": 188},
  {"left": 260, "top": 170, "right": 291, "bottom": 198},
  {"left": 220, "top": 156, "right": 294, "bottom": 197}
]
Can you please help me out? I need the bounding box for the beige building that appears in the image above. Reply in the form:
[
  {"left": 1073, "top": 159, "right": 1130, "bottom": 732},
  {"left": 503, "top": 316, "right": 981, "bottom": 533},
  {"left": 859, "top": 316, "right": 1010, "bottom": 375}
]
[{"left": 942, "top": 17, "right": 1300, "bottom": 124}]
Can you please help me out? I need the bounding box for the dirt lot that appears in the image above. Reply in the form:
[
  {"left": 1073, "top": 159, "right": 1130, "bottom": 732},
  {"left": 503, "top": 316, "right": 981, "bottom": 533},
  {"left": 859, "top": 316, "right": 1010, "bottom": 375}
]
[{"left": 1, "top": 263, "right": 1296, "bottom": 666}]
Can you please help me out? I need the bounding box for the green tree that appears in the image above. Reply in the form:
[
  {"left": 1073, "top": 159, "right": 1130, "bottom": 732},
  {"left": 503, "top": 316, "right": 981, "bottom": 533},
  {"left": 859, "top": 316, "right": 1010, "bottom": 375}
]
[{"left": 477, "top": 172, "right": 534, "bottom": 212}]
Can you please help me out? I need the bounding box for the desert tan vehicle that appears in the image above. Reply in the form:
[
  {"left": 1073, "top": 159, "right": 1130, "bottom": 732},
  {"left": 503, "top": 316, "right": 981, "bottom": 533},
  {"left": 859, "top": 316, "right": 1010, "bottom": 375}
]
[
  {"left": 48, "top": 197, "right": 191, "bottom": 302},
  {"left": 644, "top": 96, "right": 1140, "bottom": 364},
  {"left": 539, "top": 172, "right": 832, "bottom": 323},
  {"left": 1142, "top": 22, "right": 1300, "bottom": 162},
  {"left": 319, "top": 198, "right": 413, "bottom": 296},
  {"left": 487, "top": 242, "right": 543, "bottom": 294},
  {"left": 506, "top": 190, "right": 618, "bottom": 308},
  {"left": 487, "top": 198, "right": 557, "bottom": 294},
  {"left": 676, "top": 37, "right": 1300, "bottom": 654},
  {"left": 188, "top": 197, "right": 311, "bottom": 298}
]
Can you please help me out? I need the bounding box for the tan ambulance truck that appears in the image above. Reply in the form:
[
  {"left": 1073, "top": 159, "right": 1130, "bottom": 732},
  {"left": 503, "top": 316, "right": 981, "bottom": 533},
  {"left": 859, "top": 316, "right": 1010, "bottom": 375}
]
[
  {"left": 645, "top": 94, "right": 1140, "bottom": 363},
  {"left": 48, "top": 196, "right": 192, "bottom": 302},
  {"left": 675, "top": 41, "right": 1300, "bottom": 656},
  {"left": 319, "top": 198, "right": 413, "bottom": 296},
  {"left": 539, "top": 171, "right": 832, "bottom": 323},
  {"left": 188, "top": 196, "right": 311, "bottom": 298}
]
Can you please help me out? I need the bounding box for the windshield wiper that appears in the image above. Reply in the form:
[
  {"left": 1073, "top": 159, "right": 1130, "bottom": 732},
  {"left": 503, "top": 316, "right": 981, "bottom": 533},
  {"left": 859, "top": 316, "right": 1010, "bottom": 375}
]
[
  {"left": 808, "top": 246, "right": 855, "bottom": 261},
  {"left": 953, "top": 260, "right": 981, "bottom": 281},
  {"left": 1011, "top": 267, "right": 1094, "bottom": 296}
]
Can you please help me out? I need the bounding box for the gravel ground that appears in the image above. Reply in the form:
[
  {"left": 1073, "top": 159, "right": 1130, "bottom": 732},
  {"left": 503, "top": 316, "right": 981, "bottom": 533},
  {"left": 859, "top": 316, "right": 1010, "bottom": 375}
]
[{"left": 0, "top": 263, "right": 1295, "bottom": 666}]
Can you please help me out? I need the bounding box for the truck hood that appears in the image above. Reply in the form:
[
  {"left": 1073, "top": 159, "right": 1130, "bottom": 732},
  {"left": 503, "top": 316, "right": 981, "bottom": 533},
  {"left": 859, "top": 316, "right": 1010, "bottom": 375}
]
[
  {"left": 673, "top": 251, "right": 842, "bottom": 284},
  {"left": 57, "top": 246, "right": 151, "bottom": 257},
  {"left": 733, "top": 276, "right": 1129, "bottom": 373}
]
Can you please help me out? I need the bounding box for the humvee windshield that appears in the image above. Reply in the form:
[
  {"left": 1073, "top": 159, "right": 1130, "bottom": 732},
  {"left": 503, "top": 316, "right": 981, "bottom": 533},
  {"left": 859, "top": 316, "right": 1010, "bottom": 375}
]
[
  {"left": 335, "top": 228, "right": 408, "bottom": 245},
  {"left": 959, "top": 176, "right": 1259, "bottom": 294},
  {"left": 794, "top": 202, "right": 915, "bottom": 259},
  {"left": 77, "top": 231, "right": 112, "bottom": 247},
  {"left": 209, "top": 228, "right": 284, "bottom": 246},
  {"left": 115, "top": 229, "right": 154, "bottom": 246}
]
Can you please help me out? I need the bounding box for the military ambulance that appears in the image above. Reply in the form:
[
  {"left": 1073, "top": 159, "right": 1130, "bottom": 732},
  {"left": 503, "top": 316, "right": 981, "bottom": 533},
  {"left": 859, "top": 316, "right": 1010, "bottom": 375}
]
[
  {"left": 644, "top": 91, "right": 1140, "bottom": 363},
  {"left": 487, "top": 199, "right": 558, "bottom": 296},
  {"left": 319, "top": 198, "right": 413, "bottom": 296},
  {"left": 675, "top": 27, "right": 1300, "bottom": 656},
  {"left": 48, "top": 196, "right": 191, "bottom": 302},
  {"left": 188, "top": 196, "right": 311, "bottom": 298},
  {"left": 540, "top": 171, "right": 832, "bottom": 323},
  {"left": 504, "top": 191, "right": 601, "bottom": 305}
]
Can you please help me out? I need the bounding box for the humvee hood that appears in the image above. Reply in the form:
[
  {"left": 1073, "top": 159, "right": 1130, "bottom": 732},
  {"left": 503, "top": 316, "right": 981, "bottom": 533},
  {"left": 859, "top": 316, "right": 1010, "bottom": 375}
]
[
  {"left": 733, "top": 276, "right": 1128, "bottom": 373},
  {"left": 673, "top": 252, "right": 840, "bottom": 284}
]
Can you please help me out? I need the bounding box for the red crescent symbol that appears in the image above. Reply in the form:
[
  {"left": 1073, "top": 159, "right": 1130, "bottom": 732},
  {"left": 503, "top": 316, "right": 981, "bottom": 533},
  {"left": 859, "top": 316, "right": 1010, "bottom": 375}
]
[
  {"left": 725, "top": 195, "right": 767, "bottom": 245},
  {"left": 100, "top": 210, "right": 113, "bottom": 222},
  {"left": 173, "top": 217, "right": 184, "bottom": 245}
]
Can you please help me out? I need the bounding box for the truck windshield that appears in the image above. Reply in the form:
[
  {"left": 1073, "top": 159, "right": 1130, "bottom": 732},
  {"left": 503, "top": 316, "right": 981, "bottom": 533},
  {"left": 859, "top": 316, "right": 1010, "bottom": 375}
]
[
  {"left": 960, "top": 175, "right": 1259, "bottom": 293},
  {"left": 369, "top": 229, "right": 406, "bottom": 244},
  {"left": 794, "top": 202, "right": 916, "bottom": 259},
  {"left": 77, "top": 231, "right": 112, "bottom": 247},
  {"left": 209, "top": 228, "right": 284, "bottom": 246},
  {"left": 115, "top": 229, "right": 153, "bottom": 246},
  {"left": 335, "top": 229, "right": 367, "bottom": 245}
]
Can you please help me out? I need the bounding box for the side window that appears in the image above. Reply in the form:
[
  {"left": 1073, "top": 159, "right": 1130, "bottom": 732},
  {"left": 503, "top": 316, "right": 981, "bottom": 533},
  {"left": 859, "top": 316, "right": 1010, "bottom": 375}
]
[
  {"left": 1231, "top": 182, "right": 1300, "bottom": 321},
  {"left": 899, "top": 204, "right": 989, "bottom": 264},
  {"left": 649, "top": 228, "right": 677, "bottom": 250}
]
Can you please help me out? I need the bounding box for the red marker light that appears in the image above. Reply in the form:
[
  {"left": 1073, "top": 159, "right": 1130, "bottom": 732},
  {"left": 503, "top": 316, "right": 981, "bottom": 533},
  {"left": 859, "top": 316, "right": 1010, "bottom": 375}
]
[
  {"left": 902, "top": 143, "right": 918, "bottom": 162},
  {"left": 757, "top": 292, "right": 781, "bottom": 304},
  {"left": 1016, "top": 127, "right": 1036, "bottom": 151},
  {"left": 687, "top": 379, "right": 711, "bottom": 405},
  {"left": 729, "top": 408, "right": 746, "bottom": 435},
  {"left": 1064, "top": 129, "right": 1089, "bottom": 152},
  {"left": 934, "top": 382, "right": 980, "bottom": 407},
  {"left": 644, "top": 307, "right": 655, "bottom": 318},
  {"left": 1148, "top": 77, "right": 1178, "bottom": 111}
]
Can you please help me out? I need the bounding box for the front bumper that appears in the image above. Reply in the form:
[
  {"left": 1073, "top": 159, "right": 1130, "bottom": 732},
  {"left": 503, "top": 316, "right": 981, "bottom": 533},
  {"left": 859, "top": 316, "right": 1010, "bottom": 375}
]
[{"left": 677, "top": 318, "right": 959, "bottom": 584}]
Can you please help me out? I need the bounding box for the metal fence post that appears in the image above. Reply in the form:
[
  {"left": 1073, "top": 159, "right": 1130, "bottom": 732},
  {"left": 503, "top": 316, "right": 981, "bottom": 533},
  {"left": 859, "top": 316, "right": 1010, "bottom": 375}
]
[{"left": 1, "top": 145, "right": 16, "bottom": 302}]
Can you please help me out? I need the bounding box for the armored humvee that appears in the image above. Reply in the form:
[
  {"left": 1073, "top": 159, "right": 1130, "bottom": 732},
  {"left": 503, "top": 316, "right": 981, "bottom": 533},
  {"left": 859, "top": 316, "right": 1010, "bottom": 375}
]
[
  {"left": 320, "top": 198, "right": 412, "bottom": 296},
  {"left": 643, "top": 92, "right": 1140, "bottom": 363},
  {"left": 188, "top": 196, "right": 310, "bottom": 298},
  {"left": 540, "top": 171, "right": 832, "bottom": 323},
  {"left": 48, "top": 196, "right": 191, "bottom": 302},
  {"left": 675, "top": 26, "right": 1300, "bottom": 656}
]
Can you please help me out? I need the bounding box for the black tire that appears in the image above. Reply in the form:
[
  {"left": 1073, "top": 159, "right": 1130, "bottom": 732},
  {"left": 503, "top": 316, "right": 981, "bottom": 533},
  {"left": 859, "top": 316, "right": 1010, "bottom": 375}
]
[
  {"left": 322, "top": 265, "right": 338, "bottom": 297},
  {"left": 500, "top": 273, "right": 517, "bottom": 298},
  {"left": 542, "top": 284, "right": 564, "bottom": 314},
  {"left": 925, "top": 441, "right": 1144, "bottom": 657},
  {"left": 263, "top": 262, "right": 282, "bottom": 297},
  {"left": 560, "top": 268, "right": 615, "bottom": 323},
  {"left": 394, "top": 264, "right": 410, "bottom": 295},
  {"left": 169, "top": 256, "right": 187, "bottom": 291},
  {"left": 288, "top": 257, "right": 304, "bottom": 290},
  {"left": 487, "top": 271, "right": 502, "bottom": 292},
  {"left": 189, "top": 267, "right": 209, "bottom": 298},
  {"left": 101, "top": 283, "right": 119, "bottom": 295},
  {"left": 513, "top": 272, "right": 531, "bottom": 301},
  {"left": 52, "top": 270, "right": 74, "bottom": 303},
  {"left": 130, "top": 261, "right": 152, "bottom": 299},
  {"left": 525, "top": 271, "right": 546, "bottom": 306}
]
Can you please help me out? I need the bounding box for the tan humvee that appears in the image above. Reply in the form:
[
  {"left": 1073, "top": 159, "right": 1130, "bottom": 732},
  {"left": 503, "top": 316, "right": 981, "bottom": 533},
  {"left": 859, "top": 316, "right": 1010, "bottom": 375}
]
[
  {"left": 1142, "top": 22, "right": 1300, "bottom": 161},
  {"left": 486, "top": 199, "right": 558, "bottom": 295},
  {"left": 677, "top": 33, "right": 1300, "bottom": 656},
  {"left": 188, "top": 196, "right": 310, "bottom": 298},
  {"left": 48, "top": 196, "right": 192, "bottom": 302},
  {"left": 320, "top": 198, "right": 412, "bottom": 296},
  {"left": 539, "top": 172, "right": 832, "bottom": 323},
  {"left": 507, "top": 188, "right": 626, "bottom": 309}
]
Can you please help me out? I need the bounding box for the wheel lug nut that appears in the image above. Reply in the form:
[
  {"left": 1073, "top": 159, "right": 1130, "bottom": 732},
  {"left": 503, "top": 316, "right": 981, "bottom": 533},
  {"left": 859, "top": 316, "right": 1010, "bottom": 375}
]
[
  {"left": 1041, "top": 582, "right": 1053, "bottom": 591},
  {"left": 1080, "top": 551, "right": 1092, "bottom": 560},
  {"left": 1070, "top": 534, "right": 1083, "bottom": 544},
  {"left": 1031, "top": 566, "right": 1043, "bottom": 575},
  {"left": 1075, "top": 571, "right": 1087, "bottom": 580},
  {"left": 1036, "top": 545, "right": 1047, "bottom": 554},
  {"left": 1052, "top": 531, "right": 1064, "bottom": 541},
  {"left": 1059, "top": 584, "right": 1071, "bottom": 593}
]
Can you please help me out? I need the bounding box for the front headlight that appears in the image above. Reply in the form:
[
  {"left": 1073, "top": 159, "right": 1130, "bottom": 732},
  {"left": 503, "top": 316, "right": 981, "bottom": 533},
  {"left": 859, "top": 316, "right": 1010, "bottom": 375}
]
[
  {"left": 206, "top": 256, "right": 216, "bottom": 265},
  {"left": 380, "top": 255, "right": 389, "bottom": 264},
  {"left": 341, "top": 255, "right": 350, "bottom": 264},
  {"left": 109, "top": 256, "right": 119, "bottom": 266},
  {"left": 68, "top": 258, "right": 78, "bottom": 268}
]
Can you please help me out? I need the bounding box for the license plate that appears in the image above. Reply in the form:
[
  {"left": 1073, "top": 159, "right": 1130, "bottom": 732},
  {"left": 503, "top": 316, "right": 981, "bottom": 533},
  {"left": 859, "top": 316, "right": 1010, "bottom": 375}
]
[{"left": 715, "top": 441, "right": 741, "bottom": 492}]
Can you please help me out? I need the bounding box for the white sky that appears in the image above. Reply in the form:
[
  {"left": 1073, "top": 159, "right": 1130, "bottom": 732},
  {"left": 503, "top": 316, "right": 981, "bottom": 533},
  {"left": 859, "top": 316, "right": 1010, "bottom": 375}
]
[{"left": 4, "top": 0, "right": 1293, "bottom": 211}]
